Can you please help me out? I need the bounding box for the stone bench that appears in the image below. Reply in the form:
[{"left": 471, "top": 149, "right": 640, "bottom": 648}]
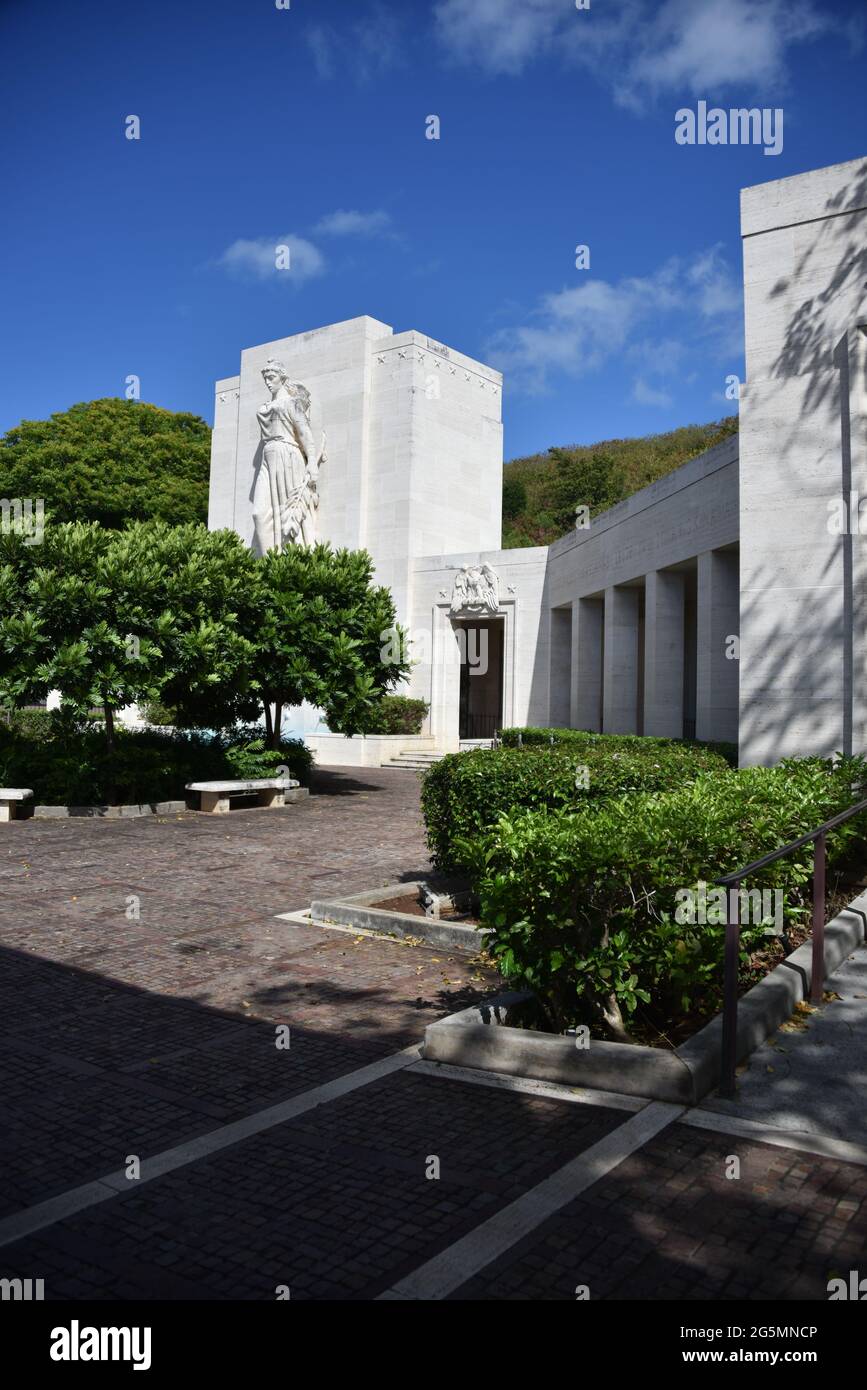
[
  {"left": 0, "top": 789, "right": 33, "bottom": 822},
  {"left": 186, "top": 777, "right": 300, "bottom": 814}
]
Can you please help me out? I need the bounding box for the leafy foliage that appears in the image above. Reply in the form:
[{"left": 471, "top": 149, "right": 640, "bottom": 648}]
[
  {"left": 501, "top": 476, "right": 527, "bottom": 522},
  {"left": 502, "top": 416, "right": 738, "bottom": 548},
  {"left": 251, "top": 544, "right": 410, "bottom": 745},
  {"left": 0, "top": 399, "right": 210, "bottom": 529},
  {"left": 0, "top": 521, "right": 408, "bottom": 755},
  {"left": 224, "top": 734, "right": 313, "bottom": 783},
  {"left": 0, "top": 520, "right": 259, "bottom": 746},
  {"left": 500, "top": 725, "right": 738, "bottom": 765},
  {"left": 421, "top": 737, "right": 730, "bottom": 872},
  {"left": 463, "top": 757, "right": 867, "bottom": 1036},
  {"left": 0, "top": 718, "right": 313, "bottom": 806},
  {"left": 359, "top": 694, "right": 429, "bottom": 735}
]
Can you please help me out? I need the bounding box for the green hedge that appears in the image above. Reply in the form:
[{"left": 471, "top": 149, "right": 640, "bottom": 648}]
[
  {"left": 0, "top": 716, "right": 313, "bottom": 805},
  {"left": 500, "top": 726, "right": 738, "bottom": 765},
  {"left": 421, "top": 738, "right": 731, "bottom": 871},
  {"left": 360, "top": 694, "right": 429, "bottom": 735},
  {"left": 465, "top": 756, "right": 867, "bottom": 1037}
]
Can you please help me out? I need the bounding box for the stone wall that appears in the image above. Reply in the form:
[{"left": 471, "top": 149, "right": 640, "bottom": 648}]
[{"left": 738, "top": 157, "right": 867, "bottom": 763}]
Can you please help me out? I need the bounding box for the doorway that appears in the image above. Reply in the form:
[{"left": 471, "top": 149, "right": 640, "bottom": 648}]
[{"left": 457, "top": 618, "right": 504, "bottom": 739}]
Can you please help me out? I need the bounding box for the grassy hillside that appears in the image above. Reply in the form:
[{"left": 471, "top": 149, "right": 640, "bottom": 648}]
[{"left": 502, "top": 416, "right": 738, "bottom": 548}]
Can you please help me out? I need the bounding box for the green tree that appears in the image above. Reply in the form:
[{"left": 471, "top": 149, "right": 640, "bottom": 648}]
[
  {"left": 550, "top": 448, "right": 625, "bottom": 533},
  {"left": 134, "top": 522, "right": 261, "bottom": 732},
  {"left": 502, "top": 476, "right": 527, "bottom": 522},
  {"left": 0, "top": 521, "right": 411, "bottom": 762},
  {"left": 0, "top": 521, "right": 169, "bottom": 751},
  {"left": 0, "top": 520, "right": 258, "bottom": 751},
  {"left": 250, "top": 544, "right": 410, "bottom": 748},
  {"left": 501, "top": 416, "right": 738, "bottom": 546},
  {"left": 0, "top": 398, "right": 210, "bottom": 529}
]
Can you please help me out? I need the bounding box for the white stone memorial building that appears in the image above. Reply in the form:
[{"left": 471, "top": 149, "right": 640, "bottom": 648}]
[{"left": 208, "top": 157, "right": 867, "bottom": 768}]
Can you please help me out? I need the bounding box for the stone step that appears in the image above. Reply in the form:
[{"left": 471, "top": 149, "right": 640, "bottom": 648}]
[{"left": 382, "top": 751, "right": 444, "bottom": 770}]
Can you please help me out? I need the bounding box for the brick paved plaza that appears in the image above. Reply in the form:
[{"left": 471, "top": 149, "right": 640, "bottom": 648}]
[{"left": 1, "top": 768, "right": 865, "bottom": 1301}]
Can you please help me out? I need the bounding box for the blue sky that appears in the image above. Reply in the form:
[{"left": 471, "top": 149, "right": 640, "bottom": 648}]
[{"left": 1, "top": 0, "right": 864, "bottom": 460}]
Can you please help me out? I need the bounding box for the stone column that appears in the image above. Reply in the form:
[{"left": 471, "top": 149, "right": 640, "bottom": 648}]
[
  {"left": 696, "top": 549, "right": 739, "bottom": 744},
  {"left": 644, "top": 569, "right": 685, "bottom": 738},
  {"left": 548, "top": 607, "right": 572, "bottom": 728},
  {"left": 603, "top": 586, "right": 640, "bottom": 734},
  {"left": 571, "top": 597, "right": 603, "bottom": 731}
]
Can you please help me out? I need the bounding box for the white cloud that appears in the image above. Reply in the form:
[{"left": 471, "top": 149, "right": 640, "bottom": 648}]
[
  {"left": 306, "top": 4, "right": 403, "bottom": 84},
  {"left": 433, "top": 0, "right": 564, "bottom": 77},
  {"left": 433, "top": 0, "right": 850, "bottom": 108},
  {"left": 313, "top": 209, "right": 393, "bottom": 238},
  {"left": 617, "top": 0, "right": 828, "bottom": 110},
  {"left": 633, "top": 378, "right": 674, "bottom": 408},
  {"left": 215, "top": 235, "right": 325, "bottom": 285},
  {"left": 485, "top": 246, "right": 742, "bottom": 397},
  {"left": 306, "top": 27, "right": 335, "bottom": 81}
]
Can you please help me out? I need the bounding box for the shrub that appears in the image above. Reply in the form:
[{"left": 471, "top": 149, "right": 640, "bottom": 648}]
[
  {"left": 500, "top": 726, "right": 738, "bottom": 765},
  {"left": 465, "top": 756, "right": 867, "bottom": 1038},
  {"left": 0, "top": 720, "right": 313, "bottom": 804},
  {"left": 360, "top": 695, "right": 429, "bottom": 735},
  {"left": 140, "top": 700, "right": 177, "bottom": 726},
  {"left": 1, "top": 706, "right": 57, "bottom": 740},
  {"left": 422, "top": 739, "right": 731, "bottom": 872},
  {"left": 224, "top": 735, "right": 313, "bottom": 785}
]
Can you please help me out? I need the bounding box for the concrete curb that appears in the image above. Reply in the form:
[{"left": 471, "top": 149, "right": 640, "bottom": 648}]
[
  {"left": 310, "top": 880, "right": 487, "bottom": 952},
  {"left": 421, "top": 890, "right": 867, "bottom": 1103},
  {"left": 33, "top": 800, "right": 189, "bottom": 819},
  {"left": 30, "top": 787, "right": 309, "bottom": 819}
]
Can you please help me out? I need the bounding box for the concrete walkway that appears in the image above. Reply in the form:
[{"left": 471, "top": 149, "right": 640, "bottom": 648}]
[
  {"left": 1, "top": 766, "right": 865, "bottom": 1301},
  {"left": 700, "top": 943, "right": 867, "bottom": 1147}
]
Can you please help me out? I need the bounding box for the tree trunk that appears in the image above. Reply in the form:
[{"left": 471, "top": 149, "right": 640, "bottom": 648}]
[
  {"left": 271, "top": 702, "right": 283, "bottom": 750},
  {"left": 599, "top": 992, "right": 637, "bottom": 1044},
  {"left": 102, "top": 694, "right": 117, "bottom": 805},
  {"left": 103, "top": 698, "right": 115, "bottom": 752},
  {"left": 263, "top": 702, "right": 273, "bottom": 745}
]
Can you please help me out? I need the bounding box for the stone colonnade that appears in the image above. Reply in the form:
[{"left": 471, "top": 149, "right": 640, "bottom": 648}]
[{"left": 564, "top": 547, "right": 739, "bottom": 744}]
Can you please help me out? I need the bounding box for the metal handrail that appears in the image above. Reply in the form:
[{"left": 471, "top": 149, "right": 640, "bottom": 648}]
[{"left": 716, "top": 793, "right": 867, "bottom": 1099}]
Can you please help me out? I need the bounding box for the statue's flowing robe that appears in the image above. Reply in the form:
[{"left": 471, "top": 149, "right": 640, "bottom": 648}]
[{"left": 255, "top": 387, "right": 318, "bottom": 551}]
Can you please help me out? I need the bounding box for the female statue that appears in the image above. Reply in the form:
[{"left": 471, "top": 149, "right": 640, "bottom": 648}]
[{"left": 252, "top": 359, "right": 325, "bottom": 553}]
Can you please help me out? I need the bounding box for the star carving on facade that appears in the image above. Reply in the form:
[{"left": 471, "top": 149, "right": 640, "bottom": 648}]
[
  {"left": 438, "top": 588, "right": 448, "bottom": 598},
  {"left": 398, "top": 350, "right": 407, "bottom": 359},
  {"left": 449, "top": 366, "right": 456, "bottom": 374},
  {"left": 377, "top": 356, "right": 386, "bottom": 364},
  {"left": 507, "top": 584, "right": 516, "bottom": 593}
]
